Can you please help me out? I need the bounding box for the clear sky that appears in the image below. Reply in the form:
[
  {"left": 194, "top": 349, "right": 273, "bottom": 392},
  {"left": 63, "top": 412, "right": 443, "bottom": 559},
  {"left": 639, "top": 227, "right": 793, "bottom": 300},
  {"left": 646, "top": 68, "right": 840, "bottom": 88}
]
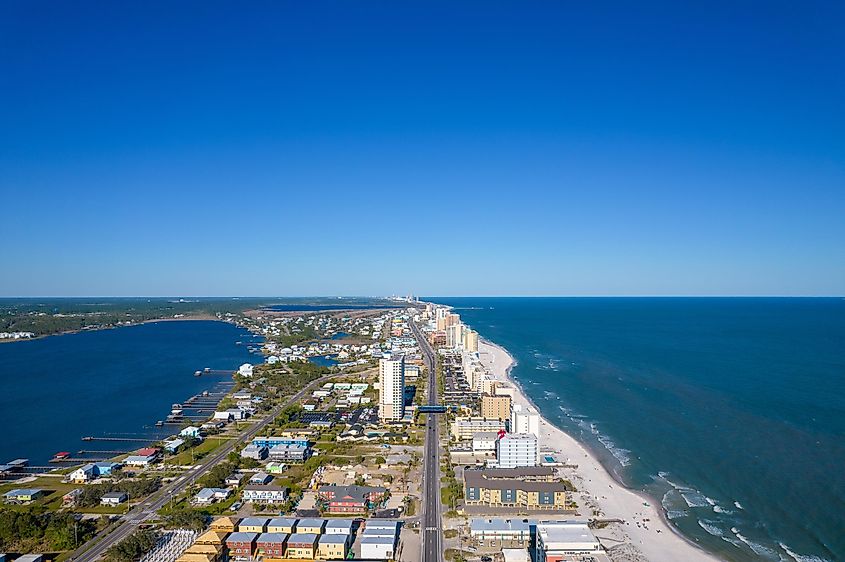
[{"left": 1, "top": 1, "right": 843, "bottom": 296}]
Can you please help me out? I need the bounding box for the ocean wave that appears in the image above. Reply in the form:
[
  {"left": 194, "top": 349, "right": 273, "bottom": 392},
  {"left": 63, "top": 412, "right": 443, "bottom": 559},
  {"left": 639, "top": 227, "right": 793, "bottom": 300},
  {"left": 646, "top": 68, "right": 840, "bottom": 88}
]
[
  {"left": 681, "top": 491, "right": 713, "bottom": 508},
  {"left": 597, "top": 434, "right": 632, "bottom": 467},
  {"left": 732, "top": 529, "right": 780, "bottom": 559},
  {"left": 533, "top": 352, "right": 563, "bottom": 370},
  {"left": 666, "top": 510, "right": 688, "bottom": 520},
  {"left": 734, "top": 501, "right": 744, "bottom": 510},
  {"left": 712, "top": 504, "right": 734, "bottom": 514},
  {"left": 779, "top": 542, "right": 831, "bottom": 562},
  {"left": 698, "top": 519, "right": 725, "bottom": 537}
]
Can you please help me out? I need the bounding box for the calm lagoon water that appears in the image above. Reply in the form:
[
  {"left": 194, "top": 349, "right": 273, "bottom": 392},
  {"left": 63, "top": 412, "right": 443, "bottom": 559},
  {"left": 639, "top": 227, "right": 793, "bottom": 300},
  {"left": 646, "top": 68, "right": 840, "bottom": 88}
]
[
  {"left": 0, "top": 320, "right": 257, "bottom": 466},
  {"left": 430, "top": 297, "right": 845, "bottom": 562}
]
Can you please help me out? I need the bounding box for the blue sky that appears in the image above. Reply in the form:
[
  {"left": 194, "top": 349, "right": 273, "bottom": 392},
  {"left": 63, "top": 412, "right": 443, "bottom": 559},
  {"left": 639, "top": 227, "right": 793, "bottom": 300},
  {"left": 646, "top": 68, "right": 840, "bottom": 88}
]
[{"left": 1, "top": 1, "right": 843, "bottom": 296}]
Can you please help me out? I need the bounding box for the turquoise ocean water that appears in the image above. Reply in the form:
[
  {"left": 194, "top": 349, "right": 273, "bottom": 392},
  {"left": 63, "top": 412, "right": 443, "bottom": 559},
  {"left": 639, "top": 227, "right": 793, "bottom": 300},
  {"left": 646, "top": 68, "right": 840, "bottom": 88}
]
[{"left": 430, "top": 297, "right": 845, "bottom": 562}]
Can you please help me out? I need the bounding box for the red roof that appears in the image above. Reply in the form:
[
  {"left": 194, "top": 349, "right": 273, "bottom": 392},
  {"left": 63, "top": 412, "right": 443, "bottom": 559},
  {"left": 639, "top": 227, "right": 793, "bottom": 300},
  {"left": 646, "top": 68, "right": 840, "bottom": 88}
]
[
  {"left": 136, "top": 448, "right": 159, "bottom": 456},
  {"left": 54, "top": 451, "right": 70, "bottom": 457}
]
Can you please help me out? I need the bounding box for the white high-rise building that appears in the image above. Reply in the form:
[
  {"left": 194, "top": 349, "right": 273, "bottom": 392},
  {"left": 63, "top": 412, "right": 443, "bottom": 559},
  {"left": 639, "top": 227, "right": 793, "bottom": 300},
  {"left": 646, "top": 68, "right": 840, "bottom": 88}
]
[
  {"left": 379, "top": 357, "right": 406, "bottom": 422},
  {"left": 511, "top": 404, "right": 540, "bottom": 440},
  {"left": 496, "top": 433, "right": 539, "bottom": 468}
]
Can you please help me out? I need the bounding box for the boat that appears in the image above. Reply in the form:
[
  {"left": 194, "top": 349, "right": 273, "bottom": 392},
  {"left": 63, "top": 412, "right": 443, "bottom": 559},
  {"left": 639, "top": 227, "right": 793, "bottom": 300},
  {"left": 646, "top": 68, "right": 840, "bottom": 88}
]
[
  {"left": 54, "top": 451, "right": 71, "bottom": 460},
  {"left": 171, "top": 403, "right": 183, "bottom": 415}
]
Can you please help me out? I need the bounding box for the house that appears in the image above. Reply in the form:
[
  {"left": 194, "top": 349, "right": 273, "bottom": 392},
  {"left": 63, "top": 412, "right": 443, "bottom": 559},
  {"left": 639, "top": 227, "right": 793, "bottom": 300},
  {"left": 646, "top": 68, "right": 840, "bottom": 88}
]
[
  {"left": 195, "top": 487, "right": 231, "bottom": 505},
  {"left": 225, "top": 473, "right": 244, "bottom": 486},
  {"left": 238, "top": 517, "right": 270, "bottom": 533},
  {"left": 213, "top": 411, "right": 234, "bottom": 422},
  {"left": 164, "top": 437, "right": 186, "bottom": 453},
  {"left": 242, "top": 485, "right": 288, "bottom": 504},
  {"left": 196, "top": 529, "right": 229, "bottom": 545},
  {"left": 363, "top": 520, "right": 399, "bottom": 537},
  {"left": 318, "top": 534, "right": 350, "bottom": 560},
  {"left": 249, "top": 472, "right": 273, "bottom": 485},
  {"left": 360, "top": 535, "right": 397, "bottom": 559},
  {"left": 210, "top": 516, "right": 239, "bottom": 532},
  {"left": 295, "top": 517, "right": 325, "bottom": 534},
  {"left": 62, "top": 488, "right": 83, "bottom": 507},
  {"left": 255, "top": 533, "right": 287, "bottom": 558},
  {"left": 225, "top": 531, "right": 258, "bottom": 558},
  {"left": 124, "top": 447, "right": 160, "bottom": 467},
  {"left": 15, "top": 556, "right": 44, "bottom": 562},
  {"left": 101, "top": 491, "right": 128, "bottom": 506},
  {"left": 94, "top": 461, "right": 120, "bottom": 476},
  {"left": 324, "top": 518, "right": 354, "bottom": 535},
  {"left": 70, "top": 463, "right": 97, "bottom": 483},
  {"left": 180, "top": 426, "right": 203, "bottom": 439},
  {"left": 238, "top": 363, "right": 254, "bottom": 377},
  {"left": 285, "top": 533, "right": 319, "bottom": 559},
  {"left": 265, "top": 461, "right": 286, "bottom": 474},
  {"left": 3, "top": 488, "right": 45, "bottom": 503},
  {"left": 267, "top": 517, "right": 297, "bottom": 533},
  {"left": 317, "top": 484, "right": 388, "bottom": 514}
]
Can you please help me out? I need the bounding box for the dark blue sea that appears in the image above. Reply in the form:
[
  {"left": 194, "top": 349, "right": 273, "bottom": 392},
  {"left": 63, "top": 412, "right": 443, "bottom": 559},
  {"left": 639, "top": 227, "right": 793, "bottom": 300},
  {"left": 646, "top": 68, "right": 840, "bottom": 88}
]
[
  {"left": 429, "top": 297, "right": 845, "bottom": 562},
  {"left": 0, "top": 320, "right": 258, "bottom": 466}
]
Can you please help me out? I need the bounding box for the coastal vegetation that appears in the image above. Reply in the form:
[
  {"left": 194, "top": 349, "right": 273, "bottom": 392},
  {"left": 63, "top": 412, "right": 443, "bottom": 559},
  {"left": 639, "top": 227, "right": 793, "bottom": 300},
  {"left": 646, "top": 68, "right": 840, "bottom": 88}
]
[
  {"left": 0, "top": 508, "right": 99, "bottom": 550},
  {"left": 77, "top": 477, "right": 161, "bottom": 508},
  {"left": 105, "top": 529, "right": 159, "bottom": 562}
]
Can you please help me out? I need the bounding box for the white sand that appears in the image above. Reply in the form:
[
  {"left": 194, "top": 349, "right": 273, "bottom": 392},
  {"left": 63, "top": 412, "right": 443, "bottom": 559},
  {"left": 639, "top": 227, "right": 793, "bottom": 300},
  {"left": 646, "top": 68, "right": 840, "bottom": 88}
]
[{"left": 477, "top": 339, "right": 720, "bottom": 562}]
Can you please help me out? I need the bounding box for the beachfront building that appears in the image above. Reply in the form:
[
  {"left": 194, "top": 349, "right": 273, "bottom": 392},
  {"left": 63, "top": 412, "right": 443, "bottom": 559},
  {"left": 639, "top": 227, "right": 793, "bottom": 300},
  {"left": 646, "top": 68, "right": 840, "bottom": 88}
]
[
  {"left": 510, "top": 404, "right": 540, "bottom": 438},
  {"left": 470, "top": 518, "right": 531, "bottom": 547},
  {"left": 463, "top": 329, "right": 479, "bottom": 352},
  {"left": 464, "top": 468, "right": 567, "bottom": 510},
  {"left": 379, "top": 357, "right": 406, "bottom": 421},
  {"left": 534, "top": 521, "right": 603, "bottom": 561},
  {"left": 481, "top": 394, "right": 512, "bottom": 421},
  {"left": 451, "top": 417, "right": 507, "bottom": 440},
  {"left": 497, "top": 433, "right": 539, "bottom": 468}
]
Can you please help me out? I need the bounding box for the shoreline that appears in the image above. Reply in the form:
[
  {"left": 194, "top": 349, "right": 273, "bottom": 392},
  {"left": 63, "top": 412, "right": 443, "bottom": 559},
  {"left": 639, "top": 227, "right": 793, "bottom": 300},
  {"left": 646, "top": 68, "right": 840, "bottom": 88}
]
[
  {"left": 0, "top": 314, "right": 229, "bottom": 344},
  {"left": 477, "top": 336, "right": 721, "bottom": 562}
]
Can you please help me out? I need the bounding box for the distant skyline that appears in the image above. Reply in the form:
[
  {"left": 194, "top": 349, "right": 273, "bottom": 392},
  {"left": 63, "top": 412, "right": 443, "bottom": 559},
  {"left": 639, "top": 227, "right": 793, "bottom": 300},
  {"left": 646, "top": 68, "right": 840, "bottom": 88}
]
[{"left": 1, "top": 2, "right": 843, "bottom": 297}]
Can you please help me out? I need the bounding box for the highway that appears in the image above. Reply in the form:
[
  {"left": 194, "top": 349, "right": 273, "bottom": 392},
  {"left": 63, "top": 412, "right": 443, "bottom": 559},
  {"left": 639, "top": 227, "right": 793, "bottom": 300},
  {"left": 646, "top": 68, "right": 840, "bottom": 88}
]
[
  {"left": 69, "top": 372, "right": 339, "bottom": 562},
  {"left": 411, "top": 319, "right": 444, "bottom": 562}
]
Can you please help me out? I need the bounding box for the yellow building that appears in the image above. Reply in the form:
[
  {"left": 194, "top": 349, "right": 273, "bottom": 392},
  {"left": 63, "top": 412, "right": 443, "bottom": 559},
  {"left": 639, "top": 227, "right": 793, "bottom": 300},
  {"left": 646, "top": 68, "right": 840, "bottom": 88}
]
[
  {"left": 176, "top": 554, "right": 216, "bottom": 562},
  {"left": 267, "top": 516, "right": 298, "bottom": 534},
  {"left": 238, "top": 517, "right": 270, "bottom": 533},
  {"left": 295, "top": 518, "right": 325, "bottom": 534},
  {"left": 481, "top": 394, "right": 511, "bottom": 421},
  {"left": 285, "top": 533, "right": 319, "bottom": 559},
  {"left": 209, "top": 516, "right": 239, "bottom": 532},
  {"left": 464, "top": 468, "right": 567, "bottom": 510},
  {"left": 317, "top": 535, "right": 349, "bottom": 559}
]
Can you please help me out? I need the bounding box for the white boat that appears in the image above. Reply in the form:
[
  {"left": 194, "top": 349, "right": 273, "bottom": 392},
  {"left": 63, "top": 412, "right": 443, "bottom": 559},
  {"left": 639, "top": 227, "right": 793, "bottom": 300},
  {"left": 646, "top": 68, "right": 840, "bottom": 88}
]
[{"left": 171, "top": 403, "right": 183, "bottom": 415}]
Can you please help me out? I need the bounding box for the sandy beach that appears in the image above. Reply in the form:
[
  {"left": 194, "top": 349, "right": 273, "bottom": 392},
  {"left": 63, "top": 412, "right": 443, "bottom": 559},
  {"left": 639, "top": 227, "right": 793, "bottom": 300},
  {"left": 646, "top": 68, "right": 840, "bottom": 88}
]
[{"left": 477, "top": 338, "right": 721, "bottom": 562}]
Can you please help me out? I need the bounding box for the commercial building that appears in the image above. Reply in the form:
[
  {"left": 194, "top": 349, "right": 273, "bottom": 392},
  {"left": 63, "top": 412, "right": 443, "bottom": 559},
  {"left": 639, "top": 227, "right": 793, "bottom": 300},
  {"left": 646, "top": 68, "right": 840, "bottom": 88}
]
[
  {"left": 469, "top": 518, "right": 531, "bottom": 547},
  {"left": 451, "top": 417, "right": 507, "bottom": 440},
  {"left": 510, "top": 405, "right": 540, "bottom": 439},
  {"left": 318, "top": 484, "right": 388, "bottom": 514},
  {"left": 378, "top": 357, "right": 406, "bottom": 421},
  {"left": 497, "top": 433, "right": 539, "bottom": 468},
  {"left": 464, "top": 468, "right": 568, "bottom": 510},
  {"left": 481, "top": 394, "right": 512, "bottom": 421},
  {"left": 535, "top": 521, "right": 603, "bottom": 561},
  {"left": 268, "top": 443, "right": 310, "bottom": 462}
]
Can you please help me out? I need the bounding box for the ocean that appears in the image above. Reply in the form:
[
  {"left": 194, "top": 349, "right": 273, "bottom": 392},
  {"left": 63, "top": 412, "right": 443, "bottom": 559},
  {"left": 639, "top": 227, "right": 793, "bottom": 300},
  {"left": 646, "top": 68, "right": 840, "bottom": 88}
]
[
  {"left": 429, "top": 297, "right": 845, "bottom": 562},
  {"left": 0, "top": 320, "right": 258, "bottom": 466}
]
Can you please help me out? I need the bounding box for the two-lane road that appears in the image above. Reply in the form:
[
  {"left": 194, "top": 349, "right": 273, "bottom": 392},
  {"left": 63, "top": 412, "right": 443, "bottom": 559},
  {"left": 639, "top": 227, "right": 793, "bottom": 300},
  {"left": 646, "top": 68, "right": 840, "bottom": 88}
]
[{"left": 70, "top": 372, "right": 340, "bottom": 562}]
